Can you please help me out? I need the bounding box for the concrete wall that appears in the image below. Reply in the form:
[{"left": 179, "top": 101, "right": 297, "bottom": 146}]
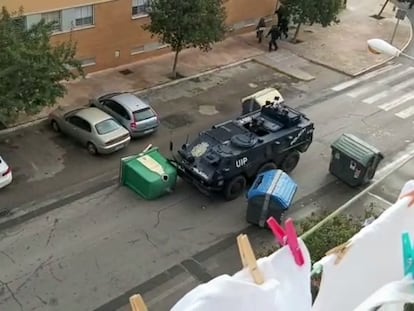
[{"left": 4, "top": 0, "right": 276, "bottom": 73}]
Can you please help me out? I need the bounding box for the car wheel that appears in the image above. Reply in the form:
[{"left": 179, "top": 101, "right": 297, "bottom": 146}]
[
  {"left": 257, "top": 162, "right": 277, "bottom": 175},
  {"left": 223, "top": 175, "right": 247, "bottom": 201},
  {"left": 87, "top": 142, "right": 98, "bottom": 155},
  {"left": 51, "top": 120, "right": 60, "bottom": 132},
  {"left": 280, "top": 150, "right": 300, "bottom": 173}
]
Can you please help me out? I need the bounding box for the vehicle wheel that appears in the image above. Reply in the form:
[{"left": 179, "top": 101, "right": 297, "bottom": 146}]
[
  {"left": 87, "top": 142, "right": 98, "bottom": 155},
  {"left": 366, "top": 166, "right": 375, "bottom": 180},
  {"left": 257, "top": 162, "right": 277, "bottom": 175},
  {"left": 51, "top": 120, "right": 60, "bottom": 132},
  {"left": 223, "top": 175, "right": 247, "bottom": 201},
  {"left": 280, "top": 150, "right": 300, "bottom": 173}
]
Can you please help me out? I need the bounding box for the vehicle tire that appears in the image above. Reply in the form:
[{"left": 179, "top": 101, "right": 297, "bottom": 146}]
[
  {"left": 224, "top": 175, "right": 247, "bottom": 201},
  {"left": 257, "top": 162, "right": 277, "bottom": 175},
  {"left": 280, "top": 150, "right": 300, "bottom": 173},
  {"left": 87, "top": 142, "right": 98, "bottom": 155},
  {"left": 366, "top": 166, "right": 375, "bottom": 180},
  {"left": 51, "top": 120, "right": 60, "bottom": 132}
]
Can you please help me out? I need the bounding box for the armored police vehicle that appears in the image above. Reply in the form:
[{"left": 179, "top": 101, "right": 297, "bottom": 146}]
[{"left": 170, "top": 100, "right": 314, "bottom": 200}]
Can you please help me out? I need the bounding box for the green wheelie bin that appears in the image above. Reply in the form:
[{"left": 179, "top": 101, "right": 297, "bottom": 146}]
[
  {"left": 329, "top": 133, "right": 384, "bottom": 187},
  {"left": 120, "top": 147, "right": 177, "bottom": 200}
]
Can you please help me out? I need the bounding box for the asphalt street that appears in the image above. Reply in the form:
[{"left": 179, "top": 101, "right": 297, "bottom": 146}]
[
  {"left": 0, "top": 61, "right": 342, "bottom": 215},
  {"left": 112, "top": 156, "right": 414, "bottom": 311},
  {"left": 1, "top": 53, "right": 414, "bottom": 310}
]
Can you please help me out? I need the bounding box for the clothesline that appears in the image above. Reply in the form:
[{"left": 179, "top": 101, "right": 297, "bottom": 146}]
[{"left": 128, "top": 180, "right": 414, "bottom": 311}]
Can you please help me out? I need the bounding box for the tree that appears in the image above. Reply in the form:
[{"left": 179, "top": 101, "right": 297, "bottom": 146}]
[
  {"left": 0, "top": 7, "right": 83, "bottom": 125},
  {"left": 143, "top": 0, "right": 227, "bottom": 79},
  {"left": 284, "top": 0, "right": 342, "bottom": 42}
]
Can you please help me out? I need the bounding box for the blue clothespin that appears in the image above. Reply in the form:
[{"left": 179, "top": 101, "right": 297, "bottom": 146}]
[{"left": 402, "top": 232, "right": 414, "bottom": 278}]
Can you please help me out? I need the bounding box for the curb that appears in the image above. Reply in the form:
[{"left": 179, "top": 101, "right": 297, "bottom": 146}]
[
  {"left": 251, "top": 58, "right": 316, "bottom": 81},
  {"left": 285, "top": 8, "right": 414, "bottom": 78},
  {"left": 352, "top": 13, "right": 413, "bottom": 77},
  {"left": 301, "top": 142, "right": 414, "bottom": 240},
  {"left": 133, "top": 57, "right": 255, "bottom": 95},
  {"left": 0, "top": 57, "right": 256, "bottom": 136}
]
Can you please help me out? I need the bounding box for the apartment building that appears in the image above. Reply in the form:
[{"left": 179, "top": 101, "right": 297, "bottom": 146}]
[{"left": 2, "top": 0, "right": 275, "bottom": 73}]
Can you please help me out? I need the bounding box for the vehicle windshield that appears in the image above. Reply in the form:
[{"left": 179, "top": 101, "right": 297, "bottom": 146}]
[
  {"left": 133, "top": 108, "right": 155, "bottom": 121},
  {"left": 95, "top": 119, "right": 121, "bottom": 135}
]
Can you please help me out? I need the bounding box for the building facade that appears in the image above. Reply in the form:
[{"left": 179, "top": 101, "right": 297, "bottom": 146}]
[{"left": 2, "top": 0, "right": 275, "bottom": 73}]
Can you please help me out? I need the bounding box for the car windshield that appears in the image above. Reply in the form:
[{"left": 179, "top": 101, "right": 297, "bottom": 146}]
[
  {"left": 95, "top": 119, "right": 121, "bottom": 135},
  {"left": 133, "top": 108, "right": 155, "bottom": 121}
]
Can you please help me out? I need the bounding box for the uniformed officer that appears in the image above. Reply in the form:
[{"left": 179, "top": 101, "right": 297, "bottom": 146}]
[{"left": 266, "top": 25, "right": 281, "bottom": 52}]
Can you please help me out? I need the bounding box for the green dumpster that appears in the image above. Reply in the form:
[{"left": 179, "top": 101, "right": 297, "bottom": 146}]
[
  {"left": 329, "top": 134, "right": 384, "bottom": 187},
  {"left": 120, "top": 147, "right": 177, "bottom": 200}
]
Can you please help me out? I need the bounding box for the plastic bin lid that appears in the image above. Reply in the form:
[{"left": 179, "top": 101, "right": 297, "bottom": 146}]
[
  {"left": 247, "top": 169, "right": 298, "bottom": 210},
  {"left": 331, "top": 133, "right": 383, "bottom": 166}
]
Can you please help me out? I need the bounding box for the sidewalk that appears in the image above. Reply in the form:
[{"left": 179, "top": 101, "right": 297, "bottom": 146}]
[{"left": 6, "top": 0, "right": 412, "bottom": 128}]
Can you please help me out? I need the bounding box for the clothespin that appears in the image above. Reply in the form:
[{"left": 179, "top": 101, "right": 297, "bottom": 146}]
[
  {"left": 129, "top": 294, "right": 148, "bottom": 311},
  {"left": 267, "top": 217, "right": 305, "bottom": 266},
  {"left": 402, "top": 232, "right": 414, "bottom": 278},
  {"left": 325, "top": 241, "right": 352, "bottom": 265},
  {"left": 237, "top": 234, "right": 265, "bottom": 285}
]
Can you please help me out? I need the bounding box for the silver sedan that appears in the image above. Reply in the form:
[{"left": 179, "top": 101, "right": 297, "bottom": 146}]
[{"left": 48, "top": 107, "right": 131, "bottom": 155}]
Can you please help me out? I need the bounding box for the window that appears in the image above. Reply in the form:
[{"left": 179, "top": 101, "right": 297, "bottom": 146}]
[
  {"left": 67, "top": 116, "right": 92, "bottom": 132},
  {"left": 104, "top": 100, "right": 130, "bottom": 119},
  {"left": 133, "top": 108, "right": 155, "bottom": 121},
  {"left": 95, "top": 119, "right": 121, "bottom": 135},
  {"left": 75, "top": 5, "right": 94, "bottom": 27},
  {"left": 80, "top": 58, "right": 96, "bottom": 67},
  {"left": 132, "top": 0, "right": 150, "bottom": 16},
  {"left": 131, "top": 45, "right": 145, "bottom": 55},
  {"left": 41, "top": 11, "right": 62, "bottom": 31}
]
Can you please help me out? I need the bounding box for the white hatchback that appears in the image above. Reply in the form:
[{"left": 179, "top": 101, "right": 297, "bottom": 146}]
[{"left": 0, "top": 156, "right": 12, "bottom": 189}]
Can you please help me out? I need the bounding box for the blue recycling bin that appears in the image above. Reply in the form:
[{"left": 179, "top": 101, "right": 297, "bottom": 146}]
[{"left": 246, "top": 169, "right": 298, "bottom": 227}]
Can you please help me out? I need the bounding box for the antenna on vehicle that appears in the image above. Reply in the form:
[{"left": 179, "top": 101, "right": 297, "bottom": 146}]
[{"left": 168, "top": 131, "right": 179, "bottom": 164}]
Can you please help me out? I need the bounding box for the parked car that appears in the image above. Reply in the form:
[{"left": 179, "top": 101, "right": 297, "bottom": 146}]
[
  {"left": 90, "top": 92, "right": 159, "bottom": 138},
  {"left": 48, "top": 107, "right": 131, "bottom": 155},
  {"left": 0, "top": 156, "right": 12, "bottom": 189}
]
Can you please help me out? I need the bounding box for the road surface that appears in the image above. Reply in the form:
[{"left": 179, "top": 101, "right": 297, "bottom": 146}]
[
  {"left": 2, "top": 58, "right": 414, "bottom": 310},
  {"left": 0, "top": 61, "right": 342, "bottom": 215}
]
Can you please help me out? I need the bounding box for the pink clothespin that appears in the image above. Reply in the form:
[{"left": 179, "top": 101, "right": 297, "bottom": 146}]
[{"left": 267, "top": 216, "right": 305, "bottom": 266}]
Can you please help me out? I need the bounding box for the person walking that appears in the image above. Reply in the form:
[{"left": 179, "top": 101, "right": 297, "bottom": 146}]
[
  {"left": 275, "top": 3, "right": 289, "bottom": 39},
  {"left": 278, "top": 17, "right": 289, "bottom": 39},
  {"left": 256, "top": 17, "right": 266, "bottom": 43},
  {"left": 266, "top": 25, "right": 281, "bottom": 51}
]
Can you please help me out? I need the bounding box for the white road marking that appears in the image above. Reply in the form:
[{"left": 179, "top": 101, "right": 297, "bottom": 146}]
[
  {"left": 363, "top": 90, "right": 390, "bottom": 104},
  {"left": 347, "top": 67, "right": 414, "bottom": 98},
  {"left": 391, "top": 76, "right": 414, "bottom": 91},
  {"left": 378, "top": 91, "right": 414, "bottom": 111},
  {"left": 331, "top": 63, "right": 402, "bottom": 91},
  {"left": 395, "top": 105, "right": 414, "bottom": 119},
  {"left": 377, "top": 66, "right": 414, "bottom": 84},
  {"left": 347, "top": 85, "right": 379, "bottom": 98}
]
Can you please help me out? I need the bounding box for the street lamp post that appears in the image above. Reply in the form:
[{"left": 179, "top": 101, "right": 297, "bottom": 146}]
[{"left": 367, "top": 38, "right": 414, "bottom": 61}]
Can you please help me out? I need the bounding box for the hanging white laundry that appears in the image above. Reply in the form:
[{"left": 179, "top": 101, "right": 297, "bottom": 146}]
[
  {"left": 312, "top": 180, "right": 414, "bottom": 311},
  {"left": 171, "top": 239, "right": 312, "bottom": 311},
  {"left": 354, "top": 278, "right": 414, "bottom": 311}
]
